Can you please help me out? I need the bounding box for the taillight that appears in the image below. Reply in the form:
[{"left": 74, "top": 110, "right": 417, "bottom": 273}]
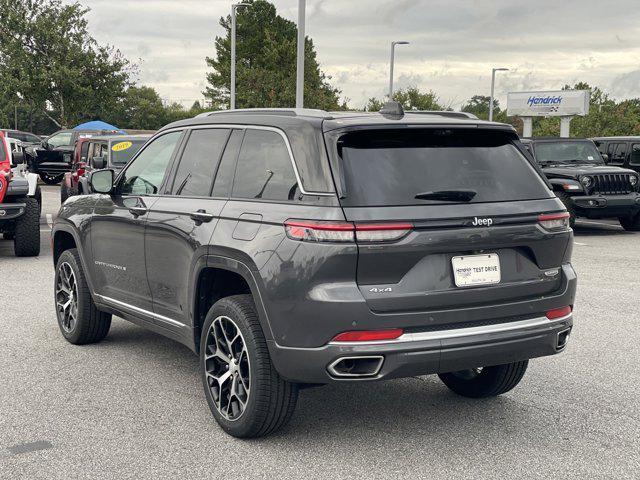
[
  {"left": 332, "top": 328, "right": 404, "bottom": 342},
  {"left": 355, "top": 223, "right": 413, "bottom": 242},
  {"left": 538, "top": 212, "right": 570, "bottom": 231},
  {"left": 546, "top": 306, "right": 572, "bottom": 320},
  {"left": 284, "top": 220, "right": 354, "bottom": 242},
  {"left": 284, "top": 220, "right": 413, "bottom": 243}
]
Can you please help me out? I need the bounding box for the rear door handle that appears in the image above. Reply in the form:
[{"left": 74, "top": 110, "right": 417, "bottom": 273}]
[
  {"left": 190, "top": 209, "right": 215, "bottom": 224},
  {"left": 128, "top": 206, "right": 148, "bottom": 217}
]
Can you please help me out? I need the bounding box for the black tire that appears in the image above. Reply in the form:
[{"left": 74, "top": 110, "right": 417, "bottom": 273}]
[
  {"left": 34, "top": 186, "right": 42, "bottom": 213},
  {"left": 200, "top": 294, "right": 298, "bottom": 438},
  {"left": 438, "top": 361, "right": 529, "bottom": 398},
  {"left": 13, "top": 197, "right": 40, "bottom": 257},
  {"left": 555, "top": 191, "right": 576, "bottom": 228},
  {"left": 40, "top": 173, "right": 63, "bottom": 185},
  {"left": 60, "top": 182, "right": 69, "bottom": 203},
  {"left": 54, "top": 248, "right": 111, "bottom": 344},
  {"left": 619, "top": 213, "right": 640, "bottom": 231}
]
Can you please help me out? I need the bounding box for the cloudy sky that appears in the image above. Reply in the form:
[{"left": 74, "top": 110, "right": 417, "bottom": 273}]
[{"left": 81, "top": 0, "right": 640, "bottom": 110}]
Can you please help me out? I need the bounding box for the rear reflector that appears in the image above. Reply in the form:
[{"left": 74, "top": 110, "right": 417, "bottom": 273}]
[
  {"left": 332, "top": 328, "right": 404, "bottom": 342},
  {"left": 284, "top": 220, "right": 412, "bottom": 243},
  {"left": 546, "top": 306, "right": 572, "bottom": 320},
  {"left": 538, "top": 212, "right": 570, "bottom": 231}
]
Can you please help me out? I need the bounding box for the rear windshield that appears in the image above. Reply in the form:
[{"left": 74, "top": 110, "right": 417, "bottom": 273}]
[
  {"left": 333, "top": 128, "right": 551, "bottom": 206},
  {"left": 110, "top": 140, "right": 146, "bottom": 165}
]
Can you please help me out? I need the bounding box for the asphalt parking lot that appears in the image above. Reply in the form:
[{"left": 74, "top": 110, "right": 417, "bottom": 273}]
[{"left": 1, "top": 185, "right": 639, "bottom": 479}]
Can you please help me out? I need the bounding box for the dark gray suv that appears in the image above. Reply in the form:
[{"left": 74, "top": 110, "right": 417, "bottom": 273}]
[{"left": 51, "top": 105, "right": 576, "bottom": 438}]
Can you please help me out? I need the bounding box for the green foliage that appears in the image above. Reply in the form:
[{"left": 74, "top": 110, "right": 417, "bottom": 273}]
[
  {"left": 365, "top": 87, "right": 446, "bottom": 112},
  {"left": 460, "top": 95, "right": 508, "bottom": 122},
  {"left": 0, "top": 0, "right": 134, "bottom": 129},
  {"left": 204, "top": 0, "right": 344, "bottom": 110}
]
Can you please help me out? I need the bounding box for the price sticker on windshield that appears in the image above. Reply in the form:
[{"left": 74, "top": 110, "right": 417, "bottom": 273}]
[{"left": 112, "top": 141, "right": 132, "bottom": 152}]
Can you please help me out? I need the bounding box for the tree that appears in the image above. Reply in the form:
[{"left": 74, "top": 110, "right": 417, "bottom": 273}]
[
  {"left": 204, "top": 0, "right": 343, "bottom": 110},
  {"left": 0, "top": 0, "right": 133, "bottom": 129},
  {"left": 364, "top": 87, "right": 446, "bottom": 112},
  {"left": 106, "top": 86, "right": 166, "bottom": 130}
]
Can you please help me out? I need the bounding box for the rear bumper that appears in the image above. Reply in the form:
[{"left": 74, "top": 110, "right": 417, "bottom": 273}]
[
  {"left": 0, "top": 202, "right": 26, "bottom": 221},
  {"left": 571, "top": 194, "right": 640, "bottom": 218},
  {"left": 270, "top": 313, "right": 573, "bottom": 384}
]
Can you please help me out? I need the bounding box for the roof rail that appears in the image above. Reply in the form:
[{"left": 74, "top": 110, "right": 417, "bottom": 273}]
[
  {"left": 196, "top": 108, "right": 333, "bottom": 119},
  {"left": 409, "top": 111, "right": 480, "bottom": 120}
]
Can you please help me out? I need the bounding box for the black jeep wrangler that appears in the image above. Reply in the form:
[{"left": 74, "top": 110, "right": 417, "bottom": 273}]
[
  {"left": 52, "top": 105, "right": 576, "bottom": 438},
  {"left": 522, "top": 138, "right": 640, "bottom": 230}
]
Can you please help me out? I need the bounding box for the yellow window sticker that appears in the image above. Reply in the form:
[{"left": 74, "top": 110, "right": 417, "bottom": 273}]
[{"left": 112, "top": 141, "right": 132, "bottom": 152}]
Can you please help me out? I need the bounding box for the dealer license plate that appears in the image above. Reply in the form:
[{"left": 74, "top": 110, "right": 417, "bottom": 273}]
[{"left": 451, "top": 254, "right": 501, "bottom": 287}]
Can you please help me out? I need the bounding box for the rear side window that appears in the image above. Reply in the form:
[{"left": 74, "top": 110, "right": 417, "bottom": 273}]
[
  {"left": 212, "top": 130, "right": 244, "bottom": 198},
  {"left": 172, "top": 129, "right": 230, "bottom": 196},
  {"left": 334, "top": 128, "right": 552, "bottom": 207},
  {"left": 232, "top": 129, "right": 298, "bottom": 201}
]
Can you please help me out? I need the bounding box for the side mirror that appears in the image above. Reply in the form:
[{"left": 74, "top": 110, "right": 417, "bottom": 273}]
[
  {"left": 89, "top": 169, "right": 114, "bottom": 194},
  {"left": 92, "top": 156, "right": 106, "bottom": 169},
  {"left": 11, "top": 151, "right": 24, "bottom": 165},
  {"left": 601, "top": 153, "right": 609, "bottom": 162}
]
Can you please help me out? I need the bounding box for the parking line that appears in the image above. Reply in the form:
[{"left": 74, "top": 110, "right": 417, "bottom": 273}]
[
  {"left": 574, "top": 242, "right": 588, "bottom": 246},
  {"left": 579, "top": 220, "right": 623, "bottom": 228},
  {"left": 46, "top": 214, "right": 53, "bottom": 228}
]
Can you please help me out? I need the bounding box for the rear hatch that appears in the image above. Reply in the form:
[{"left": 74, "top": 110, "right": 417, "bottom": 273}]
[{"left": 325, "top": 126, "right": 571, "bottom": 315}]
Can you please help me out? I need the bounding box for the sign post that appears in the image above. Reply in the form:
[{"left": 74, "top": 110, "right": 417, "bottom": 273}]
[{"left": 506, "top": 90, "right": 590, "bottom": 138}]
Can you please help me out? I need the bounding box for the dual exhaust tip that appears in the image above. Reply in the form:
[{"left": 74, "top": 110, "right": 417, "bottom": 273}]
[{"left": 328, "top": 327, "right": 572, "bottom": 378}]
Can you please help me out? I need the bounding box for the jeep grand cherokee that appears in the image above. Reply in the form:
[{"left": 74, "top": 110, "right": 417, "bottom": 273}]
[{"left": 51, "top": 104, "right": 576, "bottom": 438}]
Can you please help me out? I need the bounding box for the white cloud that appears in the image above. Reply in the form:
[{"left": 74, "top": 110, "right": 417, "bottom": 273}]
[{"left": 79, "top": 0, "right": 640, "bottom": 109}]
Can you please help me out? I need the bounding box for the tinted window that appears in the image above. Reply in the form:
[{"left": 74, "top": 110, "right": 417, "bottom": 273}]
[
  {"left": 335, "top": 129, "right": 552, "bottom": 207},
  {"left": 232, "top": 129, "right": 298, "bottom": 201},
  {"left": 25, "top": 133, "right": 41, "bottom": 143},
  {"left": 110, "top": 140, "right": 146, "bottom": 166},
  {"left": 172, "top": 129, "right": 229, "bottom": 196},
  {"left": 47, "top": 132, "right": 73, "bottom": 147},
  {"left": 120, "top": 131, "right": 182, "bottom": 195},
  {"left": 80, "top": 142, "right": 90, "bottom": 161},
  {"left": 212, "top": 130, "right": 244, "bottom": 198},
  {"left": 631, "top": 144, "right": 640, "bottom": 166}
]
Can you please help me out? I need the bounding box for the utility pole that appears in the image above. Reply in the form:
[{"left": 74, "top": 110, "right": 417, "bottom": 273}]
[
  {"left": 389, "top": 41, "right": 410, "bottom": 99},
  {"left": 489, "top": 67, "right": 509, "bottom": 121},
  {"left": 296, "top": 0, "right": 306, "bottom": 108}
]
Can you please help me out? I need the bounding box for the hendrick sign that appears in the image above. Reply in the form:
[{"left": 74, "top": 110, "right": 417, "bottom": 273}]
[{"left": 507, "top": 90, "right": 590, "bottom": 117}]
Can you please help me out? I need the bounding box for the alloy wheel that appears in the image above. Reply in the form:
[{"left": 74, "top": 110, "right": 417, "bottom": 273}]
[
  {"left": 204, "top": 315, "right": 251, "bottom": 421},
  {"left": 56, "top": 262, "right": 78, "bottom": 333}
]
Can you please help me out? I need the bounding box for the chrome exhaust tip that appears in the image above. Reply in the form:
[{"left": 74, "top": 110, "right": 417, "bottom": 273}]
[
  {"left": 327, "top": 356, "right": 384, "bottom": 378},
  {"left": 556, "top": 327, "right": 572, "bottom": 351}
]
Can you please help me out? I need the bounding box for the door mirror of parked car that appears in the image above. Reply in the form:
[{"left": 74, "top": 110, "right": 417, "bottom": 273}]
[
  {"left": 92, "top": 156, "right": 106, "bottom": 169},
  {"left": 11, "top": 151, "right": 24, "bottom": 165},
  {"left": 601, "top": 153, "right": 609, "bottom": 162},
  {"left": 89, "top": 169, "right": 114, "bottom": 194}
]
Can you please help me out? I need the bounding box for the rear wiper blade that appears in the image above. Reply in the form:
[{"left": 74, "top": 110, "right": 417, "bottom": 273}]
[{"left": 414, "top": 190, "right": 477, "bottom": 202}]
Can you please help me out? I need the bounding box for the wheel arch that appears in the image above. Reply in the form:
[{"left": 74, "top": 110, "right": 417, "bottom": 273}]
[{"left": 191, "top": 254, "right": 274, "bottom": 353}]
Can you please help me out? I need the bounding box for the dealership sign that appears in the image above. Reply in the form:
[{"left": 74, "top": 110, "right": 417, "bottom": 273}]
[{"left": 507, "top": 90, "right": 590, "bottom": 117}]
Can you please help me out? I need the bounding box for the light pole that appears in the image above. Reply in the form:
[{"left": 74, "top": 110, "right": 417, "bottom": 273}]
[
  {"left": 489, "top": 67, "right": 509, "bottom": 121},
  {"left": 231, "top": 2, "right": 250, "bottom": 110},
  {"left": 296, "top": 0, "right": 306, "bottom": 108},
  {"left": 389, "top": 41, "right": 409, "bottom": 99}
]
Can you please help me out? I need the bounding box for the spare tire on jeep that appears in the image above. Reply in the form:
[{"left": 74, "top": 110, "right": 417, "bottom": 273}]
[{"left": 14, "top": 197, "right": 40, "bottom": 257}]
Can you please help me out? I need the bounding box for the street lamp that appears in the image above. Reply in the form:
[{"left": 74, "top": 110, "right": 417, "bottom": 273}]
[
  {"left": 231, "top": 2, "right": 250, "bottom": 110},
  {"left": 389, "top": 41, "right": 410, "bottom": 99},
  {"left": 296, "top": 0, "right": 306, "bottom": 108},
  {"left": 489, "top": 67, "right": 509, "bottom": 122}
]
